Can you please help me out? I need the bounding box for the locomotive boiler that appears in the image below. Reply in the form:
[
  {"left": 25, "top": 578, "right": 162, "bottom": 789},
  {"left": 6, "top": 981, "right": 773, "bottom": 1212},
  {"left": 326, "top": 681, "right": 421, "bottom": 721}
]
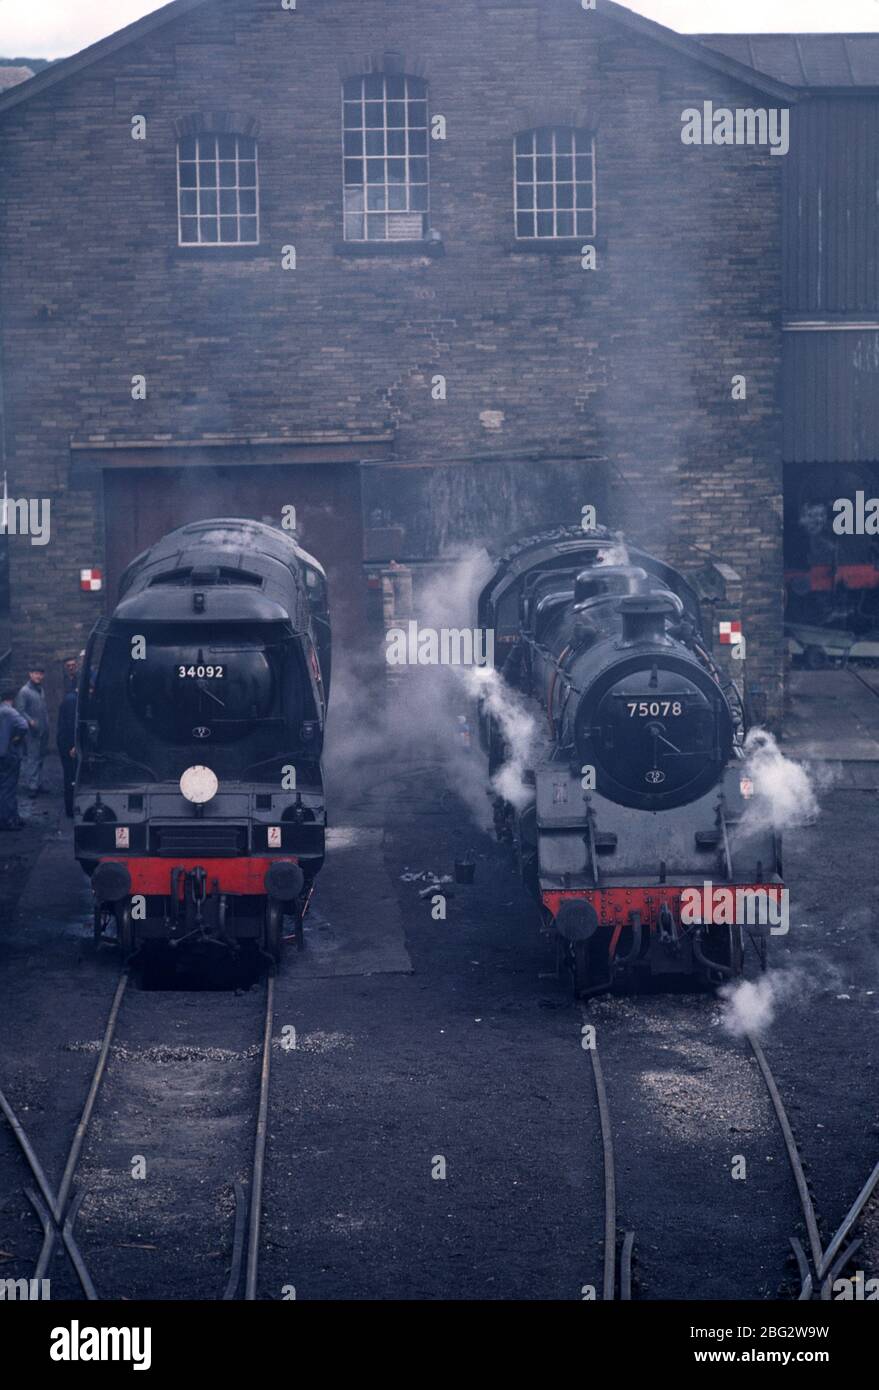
[
  {"left": 477, "top": 526, "right": 783, "bottom": 996},
  {"left": 74, "top": 518, "right": 330, "bottom": 963}
]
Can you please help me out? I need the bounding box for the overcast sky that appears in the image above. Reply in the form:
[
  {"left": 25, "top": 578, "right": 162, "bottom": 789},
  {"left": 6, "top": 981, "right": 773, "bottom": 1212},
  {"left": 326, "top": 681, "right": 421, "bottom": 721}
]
[{"left": 1, "top": 0, "right": 878, "bottom": 60}]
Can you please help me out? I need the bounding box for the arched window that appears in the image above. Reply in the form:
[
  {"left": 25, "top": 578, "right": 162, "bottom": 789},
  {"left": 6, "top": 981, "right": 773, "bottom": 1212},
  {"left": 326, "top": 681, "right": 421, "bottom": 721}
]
[
  {"left": 514, "top": 128, "right": 595, "bottom": 240},
  {"left": 177, "top": 132, "right": 259, "bottom": 245},
  {"left": 342, "top": 72, "right": 429, "bottom": 242}
]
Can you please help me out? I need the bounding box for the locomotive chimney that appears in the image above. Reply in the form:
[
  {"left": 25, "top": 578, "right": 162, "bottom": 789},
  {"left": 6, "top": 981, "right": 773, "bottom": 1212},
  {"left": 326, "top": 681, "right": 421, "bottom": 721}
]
[{"left": 618, "top": 593, "right": 679, "bottom": 644}]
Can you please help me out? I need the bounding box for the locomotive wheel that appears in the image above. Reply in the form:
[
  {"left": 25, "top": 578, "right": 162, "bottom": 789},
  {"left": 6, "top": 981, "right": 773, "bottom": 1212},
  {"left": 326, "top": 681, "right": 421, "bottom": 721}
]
[
  {"left": 93, "top": 904, "right": 115, "bottom": 944},
  {"left": 803, "top": 645, "right": 828, "bottom": 671},
  {"left": 703, "top": 924, "right": 745, "bottom": 978},
  {"left": 264, "top": 900, "right": 283, "bottom": 965},
  {"left": 571, "top": 941, "right": 592, "bottom": 998},
  {"left": 114, "top": 902, "right": 134, "bottom": 955}
]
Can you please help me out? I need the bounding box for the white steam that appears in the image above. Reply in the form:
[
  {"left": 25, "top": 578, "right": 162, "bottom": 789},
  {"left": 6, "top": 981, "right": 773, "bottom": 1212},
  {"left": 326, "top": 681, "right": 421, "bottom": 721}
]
[
  {"left": 419, "top": 547, "right": 537, "bottom": 812},
  {"left": 324, "top": 547, "right": 535, "bottom": 830},
  {"left": 737, "top": 728, "right": 819, "bottom": 838},
  {"left": 719, "top": 958, "right": 842, "bottom": 1038},
  {"left": 719, "top": 974, "right": 794, "bottom": 1038},
  {"left": 596, "top": 537, "right": 630, "bottom": 568},
  {"left": 459, "top": 664, "right": 536, "bottom": 810}
]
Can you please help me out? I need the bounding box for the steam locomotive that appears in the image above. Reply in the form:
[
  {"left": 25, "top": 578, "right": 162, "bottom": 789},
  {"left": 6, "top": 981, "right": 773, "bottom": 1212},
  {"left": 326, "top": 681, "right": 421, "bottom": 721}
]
[
  {"left": 477, "top": 526, "right": 783, "bottom": 996},
  {"left": 74, "top": 519, "right": 330, "bottom": 962}
]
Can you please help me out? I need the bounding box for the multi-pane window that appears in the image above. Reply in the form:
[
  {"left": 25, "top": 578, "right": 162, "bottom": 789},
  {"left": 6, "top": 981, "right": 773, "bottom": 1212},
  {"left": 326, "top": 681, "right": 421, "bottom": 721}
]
[
  {"left": 177, "top": 133, "right": 259, "bottom": 245},
  {"left": 342, "top": 73, "right": 429, "bottom": 242},
  {"left": 514, "top": 128, "right": 596, "bottom": 240}
]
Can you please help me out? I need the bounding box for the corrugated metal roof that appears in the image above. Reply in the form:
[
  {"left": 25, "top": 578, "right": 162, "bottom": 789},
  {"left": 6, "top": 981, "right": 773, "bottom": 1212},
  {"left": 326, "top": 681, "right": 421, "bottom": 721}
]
[{"left": 700, "top": 34, "right": 879, "bottom": 89}]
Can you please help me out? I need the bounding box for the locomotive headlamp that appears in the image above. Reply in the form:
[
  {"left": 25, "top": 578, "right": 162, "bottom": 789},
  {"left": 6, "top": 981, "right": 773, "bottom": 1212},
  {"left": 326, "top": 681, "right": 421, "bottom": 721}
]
[{"left": 180, "top": 765, "right": 219, "bottom": 804}]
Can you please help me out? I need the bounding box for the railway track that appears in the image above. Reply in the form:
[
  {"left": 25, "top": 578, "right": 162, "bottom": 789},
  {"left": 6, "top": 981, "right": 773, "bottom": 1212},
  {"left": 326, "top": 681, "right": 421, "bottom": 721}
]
[
  {"left": 580, "top": 1005, "right": 879, "bottom": 1301},
  {"left": 0, "top": 968, "right": 277, "bottom": 1301}
]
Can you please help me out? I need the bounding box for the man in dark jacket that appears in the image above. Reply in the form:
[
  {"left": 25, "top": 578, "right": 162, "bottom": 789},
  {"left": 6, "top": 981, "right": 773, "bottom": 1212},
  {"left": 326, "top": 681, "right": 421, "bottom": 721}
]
[
  {"left": 62, "top": 655, "right": 80, "bottom": 692},
  {"left": 0, "top": 689, "right": 29, "bottom": 830},
  {"left": 57, "top": 688, "right": 77, "bottom": 818}
]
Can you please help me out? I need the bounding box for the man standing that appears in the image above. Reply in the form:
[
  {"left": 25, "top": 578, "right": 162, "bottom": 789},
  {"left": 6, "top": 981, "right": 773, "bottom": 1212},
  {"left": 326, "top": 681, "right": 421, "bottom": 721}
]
[
  {"left": 57, "top": 686, "right": 77, "bottom": 818},
  {"left": 62, "top": 655, "right": 80, "bottom": 692},
  {"left": 15, "top": 665, "right": 49, "bottom": 797},
  {"left": 0, "top": 689, "right": 29, "bottom": 830}
]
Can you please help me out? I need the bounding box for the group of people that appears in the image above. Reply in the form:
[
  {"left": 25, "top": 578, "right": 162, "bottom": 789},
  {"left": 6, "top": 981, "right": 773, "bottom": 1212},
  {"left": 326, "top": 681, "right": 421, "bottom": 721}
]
[{"left": 0, "top": 656, "right": 80, "bottom": 831}]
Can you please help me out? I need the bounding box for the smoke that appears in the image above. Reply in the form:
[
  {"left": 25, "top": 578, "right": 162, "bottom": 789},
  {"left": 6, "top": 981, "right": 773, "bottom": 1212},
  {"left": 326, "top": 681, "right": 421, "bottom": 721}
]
[
  {"left": 719, "top": 973, "right": 798, "bottom": 1038},
  {"left": 324, "top": 654, "right": 494, "bottom": 829},
  {"left": 417, "top": 547, "right": 494, "bottom": 632},
  {"left": 736, "top": 728, "right": 819, "bottom": 838},
  {"left": 595, "top": 536, "right": 630, "bottom": 568},
  {"left": 458, "top": 663, "right": 537, "bottom": 810},
  {"left": 719, "top": 957, "right": 842, "bottom": 1038},
  {"left": 324, "top": 547, "right": 532, "bottom": 830},
  {"left": 418, "top": 546, "right": 537, "bottom": 811}
]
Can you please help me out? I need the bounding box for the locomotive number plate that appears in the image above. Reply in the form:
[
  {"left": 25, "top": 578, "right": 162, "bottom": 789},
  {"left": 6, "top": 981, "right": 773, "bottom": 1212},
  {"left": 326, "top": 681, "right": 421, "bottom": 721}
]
[
  {"left": 625, "top": 700, "right": 683, "bottom": 718},
  {"left": 178, "top": 665, "right": 225, "bottom": 679}
]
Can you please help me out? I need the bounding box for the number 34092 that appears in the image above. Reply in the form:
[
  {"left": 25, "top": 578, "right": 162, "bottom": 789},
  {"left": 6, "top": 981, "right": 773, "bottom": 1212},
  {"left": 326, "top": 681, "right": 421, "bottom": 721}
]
[{"left": 178, "top": 665, "right": 224, "bottom": 679}]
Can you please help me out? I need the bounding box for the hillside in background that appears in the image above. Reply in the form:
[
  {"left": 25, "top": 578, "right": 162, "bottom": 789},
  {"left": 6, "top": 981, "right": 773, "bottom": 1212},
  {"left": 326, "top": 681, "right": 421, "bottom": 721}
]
[
  {"left": 0, "top": 57, "right": 54, "bottom": 92},
  {"left": 0, "top": 57, "right": 54, "bottom": 72}
]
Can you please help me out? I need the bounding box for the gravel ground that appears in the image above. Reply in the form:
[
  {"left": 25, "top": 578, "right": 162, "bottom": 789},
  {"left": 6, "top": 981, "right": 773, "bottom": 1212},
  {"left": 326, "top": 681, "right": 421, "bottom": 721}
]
[{"left": 0, "top": 756, "right": 875, "bottom": 1301}]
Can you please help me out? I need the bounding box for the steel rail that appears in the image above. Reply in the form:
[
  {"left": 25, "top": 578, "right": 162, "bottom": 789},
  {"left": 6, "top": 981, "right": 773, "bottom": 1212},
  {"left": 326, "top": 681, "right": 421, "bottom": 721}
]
[
  {"left": 818, "top": 1158, "right": 879, "bottom": 1299},
  {"left": 746, "top": 1031, "right": 824, "bottom": 1286},
  {"left": 34, "top": 970, "right": 130, "bottom": 1284},
  {"left": 0, "top": 1100, "right": 96, "bottom": 1296},
  {"left": 0, "top": 971, "right": 128, "bottom": 1297},
  {"left": 244, "top": 973, "right": 275, "bottom": 1300},
  {"left": 580, "top": 1007, "right": 637, "bottom": 1300},
  {"left": 223, "top": 1179, "right": 249, "bottom": 1300}
]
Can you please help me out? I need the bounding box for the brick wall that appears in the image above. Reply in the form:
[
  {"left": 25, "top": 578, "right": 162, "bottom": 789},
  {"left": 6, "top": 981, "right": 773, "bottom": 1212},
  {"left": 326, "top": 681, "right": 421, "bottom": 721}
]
[{"left": 0, "top": 0, "right": 785, "bottom": 721}]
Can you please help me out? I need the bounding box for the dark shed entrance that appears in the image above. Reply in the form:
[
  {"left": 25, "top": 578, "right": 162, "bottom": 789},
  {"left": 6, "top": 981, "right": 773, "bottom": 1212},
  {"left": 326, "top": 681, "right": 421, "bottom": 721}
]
[{"left": 76, "top": 436, "right": 395, "bottom": 649}]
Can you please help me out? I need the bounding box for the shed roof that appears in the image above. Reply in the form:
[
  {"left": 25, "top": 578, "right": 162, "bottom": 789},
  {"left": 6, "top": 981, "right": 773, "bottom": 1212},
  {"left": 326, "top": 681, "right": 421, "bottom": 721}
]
[
  {"left": 699, "top": 33, "right": 879, "bottom": 90},
  {"left": 0, "top": 0, "right": 799, "bottom": 118}
]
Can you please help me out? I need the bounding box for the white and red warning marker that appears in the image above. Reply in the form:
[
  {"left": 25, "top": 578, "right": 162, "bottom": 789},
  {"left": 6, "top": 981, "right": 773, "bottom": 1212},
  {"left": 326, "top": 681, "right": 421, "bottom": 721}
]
[
  {"left": 80, "top": 567, "right": 103, "bottom": 592},
  {"left": 718, "top": 620, "right": 742, "bottom": 645}
]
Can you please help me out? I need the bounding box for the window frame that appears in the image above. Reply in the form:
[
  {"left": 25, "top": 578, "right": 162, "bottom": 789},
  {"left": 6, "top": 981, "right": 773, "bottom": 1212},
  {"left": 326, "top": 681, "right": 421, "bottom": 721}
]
[
  {"left": 176, "top": 132, "right": 261, "bottom": 249},
  {"left": 341, "top": 72, "right": 430, "bottom": 244},
  {"left": 513, "top": 127, "right": 596, "bottom": 242}
]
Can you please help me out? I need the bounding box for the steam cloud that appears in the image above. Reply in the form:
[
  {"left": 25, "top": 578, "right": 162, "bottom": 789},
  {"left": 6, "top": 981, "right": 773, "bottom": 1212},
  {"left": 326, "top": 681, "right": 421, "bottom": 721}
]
[
  {"left": 737, "top": 728, "right": 819, "bottom": 838},
  {"left": 418, "top": 548, "right": 537, "bottom": 811},
  {"left": 459, "top": 664, "right": 536, "bottom": 810},
  {"left": 719, "top": 958, "right": 842, "bottom": 1038},
  {"left": 324, "top": 547, "right": 535, "bottom": 829}
]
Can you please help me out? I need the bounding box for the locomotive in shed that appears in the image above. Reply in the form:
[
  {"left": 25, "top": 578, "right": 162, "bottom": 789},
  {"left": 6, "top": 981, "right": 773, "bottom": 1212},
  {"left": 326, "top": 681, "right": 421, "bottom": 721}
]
[
  {"left": 477, "top": 526, "right": 783, "bottom": 996},
  {"left": 74, "top": 519, "right": 330, "bottom": 963}
]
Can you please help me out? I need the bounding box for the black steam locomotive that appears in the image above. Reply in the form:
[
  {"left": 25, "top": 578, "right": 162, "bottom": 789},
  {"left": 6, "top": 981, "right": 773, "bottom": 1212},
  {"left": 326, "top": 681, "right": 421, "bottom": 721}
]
[
  {"left": 477, "top": 526, "right": 783, "bottom": 996},
  {"left": 74, "top": 519, "right": 330, "bottom": 962}
]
